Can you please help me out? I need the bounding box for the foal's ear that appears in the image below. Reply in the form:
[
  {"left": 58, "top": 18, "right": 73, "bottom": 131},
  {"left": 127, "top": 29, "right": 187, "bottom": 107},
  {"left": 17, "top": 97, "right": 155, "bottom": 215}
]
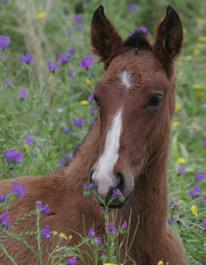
[
  {"left": 153, "top": 5, "right": 183, "bottom": 75},
  {"left": 91, "top": 5, "right": 123, "bottom": 68}
]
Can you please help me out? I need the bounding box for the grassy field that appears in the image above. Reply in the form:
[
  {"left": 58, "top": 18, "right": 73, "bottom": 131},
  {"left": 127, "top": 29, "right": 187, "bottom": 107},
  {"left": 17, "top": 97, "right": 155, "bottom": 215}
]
[{"left": 0, "top": 0, "right": 206, "bottom": 264}]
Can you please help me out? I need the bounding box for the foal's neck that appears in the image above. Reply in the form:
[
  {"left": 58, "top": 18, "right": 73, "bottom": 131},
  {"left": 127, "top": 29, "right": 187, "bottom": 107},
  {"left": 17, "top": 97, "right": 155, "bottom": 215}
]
[{"left": 127, "top": 130, "right": 170, "bottom": 234}]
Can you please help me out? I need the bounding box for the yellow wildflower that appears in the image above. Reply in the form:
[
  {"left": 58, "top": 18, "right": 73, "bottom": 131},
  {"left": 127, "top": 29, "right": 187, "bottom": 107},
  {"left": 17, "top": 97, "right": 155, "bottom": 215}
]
[
  {"left": 176, "top": 157, "right": 186, "bottom": 165},
  {"left": 175, "top": 102, "right": 182, "bottom": 112},
  {"left": 80, "top": 100, "right": 89, "bottom": 106},
  {"left": 157, "top": 261, "right": 164, "bottom": 265},
  {"left": 59, "top": 232, "right": 68, "bottom": 240},
  {"left": 172, "top": 120, "right": 180, "bottom": 128},
  {"left": 193, "top": 48, "right": 200, "bottom": 56},
  {"left": 85, "top": 78, "right": 94, "bottom": 86},
  {"left": 23, "top": 144, "right": 30, "bottom": 154},
  {"left": 198, "top": 36, "right": 206, "bottom": 43},
  {"left": 192, "top": 83, "right": 204, "bottom": 90},
  {"left": 35, "top": 11, "right": 47, "bottom": 20},
  {"left": 191, "top": 205, "right": 198, "bottom": 216},
  {"left": 52, "top": 231, "right": 58, "bottom": 236},
  {"left": 195, "top": 43, "right": 204, "bottom": 49},
  {"left": 196, "top": 91, "right": 205, "bottom": 98}
]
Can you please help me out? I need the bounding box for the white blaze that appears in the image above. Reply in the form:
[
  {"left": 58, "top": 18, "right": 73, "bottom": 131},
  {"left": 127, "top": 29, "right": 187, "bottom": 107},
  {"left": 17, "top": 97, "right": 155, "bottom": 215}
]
[
  {"left": 120, "top": 71, "right": 131, "bottom": 89},
  {"left": 93, "top": 109, "right": 122, "bottom": 194}
]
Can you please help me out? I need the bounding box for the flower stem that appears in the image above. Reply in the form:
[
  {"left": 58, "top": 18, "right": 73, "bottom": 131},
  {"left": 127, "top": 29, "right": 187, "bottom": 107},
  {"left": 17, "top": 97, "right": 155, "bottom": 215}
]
[
  {"left": 0, "top": 243, "right": 18, "bottom": 265},
  {"left": 36, "top": 209, "right": 43, "bottom": 265}
]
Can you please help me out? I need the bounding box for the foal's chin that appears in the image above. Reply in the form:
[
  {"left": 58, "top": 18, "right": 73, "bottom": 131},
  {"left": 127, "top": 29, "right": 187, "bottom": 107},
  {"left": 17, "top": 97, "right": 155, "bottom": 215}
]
[{"left": 97, "top": 193, "right": 132, "bottom": 209}]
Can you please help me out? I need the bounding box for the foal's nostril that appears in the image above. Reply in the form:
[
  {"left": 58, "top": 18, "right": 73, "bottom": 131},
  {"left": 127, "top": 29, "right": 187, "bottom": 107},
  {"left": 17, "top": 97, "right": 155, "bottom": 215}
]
[
  {"left": 89, "top": 169, "right": 97, "bottom": 191},
  {"left": 115, "top": 172, "right": 124, "bottom": 192},
  {"left": 89, "top": 169, "right": 94, "bottom": 183}
]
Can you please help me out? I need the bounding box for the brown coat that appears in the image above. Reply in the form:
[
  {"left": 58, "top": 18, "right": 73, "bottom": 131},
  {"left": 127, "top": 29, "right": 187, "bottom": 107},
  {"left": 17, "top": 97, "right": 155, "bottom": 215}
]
[{"left": 0, "top": 5, "right": 187, "bottom": 265}]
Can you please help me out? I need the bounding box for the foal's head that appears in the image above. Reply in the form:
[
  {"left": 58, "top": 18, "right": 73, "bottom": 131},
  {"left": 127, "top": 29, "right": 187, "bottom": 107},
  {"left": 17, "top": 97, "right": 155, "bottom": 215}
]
[{"left": 90, "top": 5, "right": 183, "bottom": 207}]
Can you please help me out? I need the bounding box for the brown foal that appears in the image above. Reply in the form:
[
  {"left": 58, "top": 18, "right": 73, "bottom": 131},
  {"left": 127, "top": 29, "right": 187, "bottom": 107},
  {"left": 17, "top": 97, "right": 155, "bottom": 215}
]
[{"left": 0, "top": 5, "right": 187, "bottom": 265}]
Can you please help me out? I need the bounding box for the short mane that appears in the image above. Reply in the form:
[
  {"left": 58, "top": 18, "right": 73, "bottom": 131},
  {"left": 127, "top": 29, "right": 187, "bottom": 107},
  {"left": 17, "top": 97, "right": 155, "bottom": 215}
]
[{"left": 124, "top": 30, "right": 152, "bottom": 50}]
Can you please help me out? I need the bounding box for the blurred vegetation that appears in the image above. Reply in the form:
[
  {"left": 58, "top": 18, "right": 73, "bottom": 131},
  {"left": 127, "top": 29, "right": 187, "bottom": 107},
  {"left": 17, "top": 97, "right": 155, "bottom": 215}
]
[{"left": 0, "top": 0, "right": 206, "bottom": 264}]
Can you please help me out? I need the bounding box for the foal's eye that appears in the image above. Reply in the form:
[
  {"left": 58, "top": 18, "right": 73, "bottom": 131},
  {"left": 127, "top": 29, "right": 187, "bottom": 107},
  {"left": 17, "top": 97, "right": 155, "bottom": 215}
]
[{"left": 147, "top": 93, "right": 164, "bottom": 109}]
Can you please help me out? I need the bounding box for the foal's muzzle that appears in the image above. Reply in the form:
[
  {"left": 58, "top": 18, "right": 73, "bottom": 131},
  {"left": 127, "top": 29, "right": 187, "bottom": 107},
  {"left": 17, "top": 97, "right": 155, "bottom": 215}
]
[{"left": 90, "top": 171, "right": 128, "bottom": 208}]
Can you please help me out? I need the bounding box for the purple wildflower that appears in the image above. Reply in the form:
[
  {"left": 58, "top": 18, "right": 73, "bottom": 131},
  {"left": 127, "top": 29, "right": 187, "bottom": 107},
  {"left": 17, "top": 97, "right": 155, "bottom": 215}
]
[
  {"left": 139, "top": 26, "right": 149, "bottom": 34},
  {"left": 84, "top": 183, "right": 93, "bottom": 190},
  {"left": 68, "top": 71, "right": 75, "bottom": 78},
  {"left": 168, "top": 216, "right": 177, "bottom": 224},
  {"left": 0, "top": 211, "right": 10, "bottom": 229},
  {"left": 87, "top": 228, "right": 95, "bottom": 237},
  {"left": 201, "top": 219, "right": 206, "bottom": 230},
  {"left": 35, "top": 201, "right": 49, "bottom": 214},
  {"left": 25, "top": 134, "right": 35, "bottom": 145},
  {"left": 128, "top": 3, "right": 139, "bottom": 13},
  {"left": 62, "top": 126, "right": 70, "bottom": 134},
  {"left": 107, "top": 223, "right": 117, "bottom": 234},
  {"left": 112, "top": 188, "right": 122, "bottom": 198},
  {"left": 68, "top": 48, "right": 75, "bottom": 55},
  {"left": 74, "top": 15, "right": 83, "bottom": 31},
  {"left": 58, "top": 153, "right": 71, "bottom": 167},
  {"left": 72, "top": 118, "right": 85, "bottom": 128},
  {"left": 20, "top": 54, "right": 33, "bottom": 64},
  {"left": 96, "top": 236, "right": 102, "bottom": 246},
  {"left": 74, "top": 15, "right": 83, "bottom": 25},
  {"left": 122, "top": 220, "right": 128, "bottom": 229},
  {"left": 58, "top": 53, "right": 71, "bottom": 65},
  {"left": 195, "top": 171, "right": 206, "bottom": 182},
  {"left": 4, "top": 79, "right": 12, "bottom": 87},
  {"left": 188, "top": 185, "right": 201, "bottom": 198},
  {"left": 203, "top": 198, "right": 206, "bottom": 206},
  {"left": 83, "top": 182, "right": 93, "bottom": 197},
  {"left": 18, "top": 89, "right": 28, "bottom": 99},
  {"left": 101, "top": 251, "right": 106, "bottom": 257},
  {"left": 0, "top": 194, "right": 8, "bottom": 203},
  {"left": 65, "top": 28, "right": 72, "bottom": 36},
  {"left": 4, "top": 149, "right": 24, "bottom": 163},
  {"left": 41, "top": 225, "right": 51, "bottom": 240},
  {"left": 75, "top": 15, "right": 83, "bottom": 24},
  {"left": 0, "top": 35, "right": 11, "bottom": 49},
  {"left": 170, "top": 198, "right": 179, "bottom": 210},
  {"left": 66, "top": 256, "right": 78, "bottom": 265},
  {"left": 48, "top": 60, "right": 59, "bottom": 72},
  {"left": 59, "top": 158, "right": 66, "bottom": 167},
  {"left": 88, "top": 93, "right": 95, "bottom": 102},
  {"left": 178, "top": 165, "right": 185, "bottom": 175},
  {"left": 59, "top": 154, "right": 68, "bottom": 167},
  {"left": 91, "top": 108, "right": 97, "bottom": 116},
  {"left": 13, "top": 182, "right": 26, "bottom": 198},
  {"left": 80, "top": 56, "right": 94, "bottom": 69}
]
